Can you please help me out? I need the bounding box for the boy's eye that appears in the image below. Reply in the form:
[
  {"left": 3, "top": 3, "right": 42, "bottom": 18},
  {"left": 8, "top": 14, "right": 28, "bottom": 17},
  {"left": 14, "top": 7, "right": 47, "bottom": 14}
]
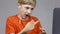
[
  {"left": 26, "top": 7, "right": 29, "bottom": 9},
  {"left": 31, "top": 8, "right": 34, "bottom": 10}
]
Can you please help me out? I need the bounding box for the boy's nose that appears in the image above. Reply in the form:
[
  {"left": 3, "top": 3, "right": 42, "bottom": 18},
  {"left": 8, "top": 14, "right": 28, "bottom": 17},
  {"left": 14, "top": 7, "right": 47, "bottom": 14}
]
[
  {"left": 27, "top": 9, "right": 32, "bottom": 14},
  {"left": 28, "top": 11, "right": 31, "bottom": 14},
  {"left": 25, "top": 11, "right": 31, "bottom": 14}
]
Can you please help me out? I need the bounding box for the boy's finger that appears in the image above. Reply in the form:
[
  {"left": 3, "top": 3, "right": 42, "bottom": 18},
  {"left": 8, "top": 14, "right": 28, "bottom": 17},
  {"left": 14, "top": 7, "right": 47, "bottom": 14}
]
[{"left": 34, "top": 20, "right": 39, "bottom": 25}]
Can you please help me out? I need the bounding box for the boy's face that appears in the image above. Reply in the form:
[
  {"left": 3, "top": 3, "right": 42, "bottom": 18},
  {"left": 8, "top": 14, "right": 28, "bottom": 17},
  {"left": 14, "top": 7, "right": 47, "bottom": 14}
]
[{"left": 18, "top": 4, "right": 34, "bottom": 17}]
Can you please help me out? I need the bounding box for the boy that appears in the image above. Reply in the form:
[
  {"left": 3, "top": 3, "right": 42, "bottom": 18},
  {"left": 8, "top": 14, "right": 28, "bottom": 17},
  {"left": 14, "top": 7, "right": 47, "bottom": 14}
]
[{"left": 6, "top": 0, "right": 46, "bottom": 34}]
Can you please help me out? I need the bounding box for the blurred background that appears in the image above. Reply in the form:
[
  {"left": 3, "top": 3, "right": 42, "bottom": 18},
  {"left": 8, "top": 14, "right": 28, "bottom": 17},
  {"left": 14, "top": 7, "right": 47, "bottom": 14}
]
[{"left": 0, "top": 0, "right": 60, "bottom": 34}]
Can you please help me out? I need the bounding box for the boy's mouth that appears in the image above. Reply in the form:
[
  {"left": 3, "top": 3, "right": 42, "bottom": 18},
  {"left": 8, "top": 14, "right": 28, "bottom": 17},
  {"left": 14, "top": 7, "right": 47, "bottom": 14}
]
[
  {"left": 26, "top": 15, "right": 29, "bottom": 16},
  {"left": 25, "top": 14, "right": 30, "bottom": 17}
]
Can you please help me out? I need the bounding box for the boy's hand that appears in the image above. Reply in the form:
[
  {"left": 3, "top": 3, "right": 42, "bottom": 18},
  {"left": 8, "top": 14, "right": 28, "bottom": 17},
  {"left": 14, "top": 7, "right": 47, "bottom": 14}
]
[
  {"left": 18, "top": 20, "right": 39, "bottom": 34},
  {"left": 25, "top": 20, "right": 38, "bottom": 31},
  {"left": 40, "top": 28, "right": 46, "bottom": 34}
]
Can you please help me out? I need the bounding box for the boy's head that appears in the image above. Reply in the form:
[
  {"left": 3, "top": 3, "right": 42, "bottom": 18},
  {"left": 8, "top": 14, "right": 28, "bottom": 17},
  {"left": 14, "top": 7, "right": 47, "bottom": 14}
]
[{"left": 17, "top": 0, "right": 36, "bottom": 19}]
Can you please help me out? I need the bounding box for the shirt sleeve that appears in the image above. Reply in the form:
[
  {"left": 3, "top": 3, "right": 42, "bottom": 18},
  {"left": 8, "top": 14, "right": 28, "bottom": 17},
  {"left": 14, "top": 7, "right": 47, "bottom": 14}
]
[{"left": 6, "top": 17, "right": 15, "bottom": 34}]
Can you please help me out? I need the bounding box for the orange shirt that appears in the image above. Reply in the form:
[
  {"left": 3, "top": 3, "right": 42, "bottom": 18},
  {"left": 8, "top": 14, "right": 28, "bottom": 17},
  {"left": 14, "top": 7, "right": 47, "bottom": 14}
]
[{"left": 6, "top": 15, "right": 42, "bottom": 34}]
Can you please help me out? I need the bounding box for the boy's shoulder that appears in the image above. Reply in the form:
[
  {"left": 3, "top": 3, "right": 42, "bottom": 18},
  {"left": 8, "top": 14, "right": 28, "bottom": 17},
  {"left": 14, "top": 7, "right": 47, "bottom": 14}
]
[
  {"left": 7, "top": 14, "right": 18, "bottom": 20},
  {"left": 31, "top": 16, "right": 39, "bottom": 21}
]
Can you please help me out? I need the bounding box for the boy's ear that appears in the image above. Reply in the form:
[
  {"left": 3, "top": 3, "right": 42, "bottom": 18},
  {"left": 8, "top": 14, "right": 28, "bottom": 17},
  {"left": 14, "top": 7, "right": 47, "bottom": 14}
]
[
  {"left": 17, "top": 3, "right": 21, "bottom": 8},
  {"left": 18, "top": 6, "right": 21, "bottom": 8}
]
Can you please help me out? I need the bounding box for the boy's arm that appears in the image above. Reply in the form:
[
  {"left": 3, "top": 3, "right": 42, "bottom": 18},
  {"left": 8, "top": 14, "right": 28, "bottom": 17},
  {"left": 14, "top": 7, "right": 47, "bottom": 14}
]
[
  {"left": 6, "top": 17, "right": 15, "bottom": 34},
  {"left": 34, "top": 21, "right": 46, "bottom": 34},
  {"left": 34, "top": 21, "right": 42, "bottom": 34}
]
